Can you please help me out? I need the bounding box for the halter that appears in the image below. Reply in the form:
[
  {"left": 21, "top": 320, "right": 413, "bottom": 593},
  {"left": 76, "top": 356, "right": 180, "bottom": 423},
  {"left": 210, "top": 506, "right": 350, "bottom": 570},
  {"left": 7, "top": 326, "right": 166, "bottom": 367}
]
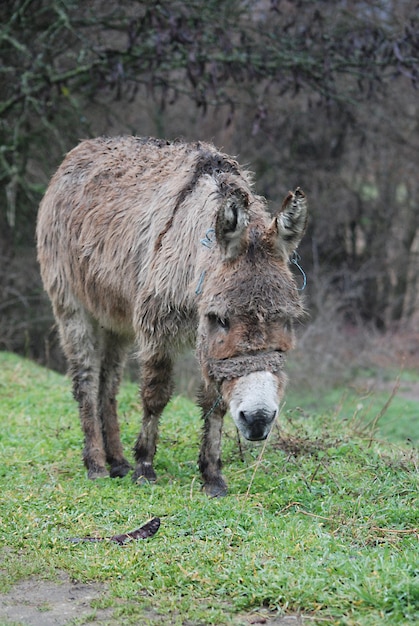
[{"left": 206, "top": 350, "right": 286, "bottom": 383}]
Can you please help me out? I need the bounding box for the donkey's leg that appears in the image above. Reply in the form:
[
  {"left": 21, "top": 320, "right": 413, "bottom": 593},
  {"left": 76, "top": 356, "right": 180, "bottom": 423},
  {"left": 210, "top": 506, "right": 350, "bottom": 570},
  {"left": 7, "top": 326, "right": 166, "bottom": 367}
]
[
  {"left": 98, "top": 331, "right": 132, "bottom": 478},
  {"left": 58, "top": 311, "right": 107, "bottom": 479},
  {"left": 198, "top": 383, "right": 228, "bottom": 497},
  {"left": 132, "top": 352, "right": 174, "bottom": 484}
]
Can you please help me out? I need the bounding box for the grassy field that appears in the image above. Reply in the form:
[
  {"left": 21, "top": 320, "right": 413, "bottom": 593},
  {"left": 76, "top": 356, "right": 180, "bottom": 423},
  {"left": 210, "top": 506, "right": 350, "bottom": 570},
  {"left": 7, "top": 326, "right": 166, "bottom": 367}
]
[
  {"left": 286, "top": 366, "right": 419, "bottom": 447},
  {"left": 0, "top": 351, "right": 418, "bottom": 625}
]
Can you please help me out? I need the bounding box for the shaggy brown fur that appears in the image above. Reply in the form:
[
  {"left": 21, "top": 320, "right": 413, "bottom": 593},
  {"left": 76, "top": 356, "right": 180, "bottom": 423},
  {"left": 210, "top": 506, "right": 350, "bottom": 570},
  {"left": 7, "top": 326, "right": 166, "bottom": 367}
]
[{"left": 37, "top": 136, "right": 307, "bottom": 496}]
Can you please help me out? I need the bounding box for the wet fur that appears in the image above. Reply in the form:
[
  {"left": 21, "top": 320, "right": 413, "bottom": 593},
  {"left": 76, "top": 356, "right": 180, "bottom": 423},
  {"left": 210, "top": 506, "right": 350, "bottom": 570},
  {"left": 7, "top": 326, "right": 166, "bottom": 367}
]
[{"left": 37, "top": 136, "right": 307, "bottom": 495}]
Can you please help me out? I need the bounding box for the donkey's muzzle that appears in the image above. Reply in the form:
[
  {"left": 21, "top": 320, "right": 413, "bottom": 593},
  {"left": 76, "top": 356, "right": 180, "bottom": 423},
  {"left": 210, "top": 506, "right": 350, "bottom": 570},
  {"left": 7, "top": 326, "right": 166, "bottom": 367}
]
[{"left": 238, "top": 408, "right": 276, "bottom": 441}]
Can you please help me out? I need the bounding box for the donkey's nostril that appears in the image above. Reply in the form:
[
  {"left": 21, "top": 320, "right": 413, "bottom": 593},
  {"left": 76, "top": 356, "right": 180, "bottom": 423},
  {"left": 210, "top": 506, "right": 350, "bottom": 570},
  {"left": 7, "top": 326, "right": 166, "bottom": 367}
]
[
  {"left": 240, "top": 409, "right": 276, "bottom": 425},
  {"left": 238, "top": 408, "right": 277, "bottom": 440}
]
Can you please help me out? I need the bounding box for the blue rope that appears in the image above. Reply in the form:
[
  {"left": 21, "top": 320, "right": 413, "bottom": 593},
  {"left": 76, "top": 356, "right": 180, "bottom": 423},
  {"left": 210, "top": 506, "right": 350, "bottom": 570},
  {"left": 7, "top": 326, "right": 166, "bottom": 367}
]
[
  {"left": 291, "top": 251, "right": 307, "bottom": 291},
  {"left": 197, "top": 233, "right": 307, "bottom": 294},
  {"left": 203, "top": 394, "right": 223, "bottom": 420},
  {"left": 200, "top": 228, "right": 216, "bottom": 248},
  {"left": 196, "top": 228, "right": 216, "bottom": 294},
  {"left": 195, "top": 270, "right": 206, "bottom": 295}
]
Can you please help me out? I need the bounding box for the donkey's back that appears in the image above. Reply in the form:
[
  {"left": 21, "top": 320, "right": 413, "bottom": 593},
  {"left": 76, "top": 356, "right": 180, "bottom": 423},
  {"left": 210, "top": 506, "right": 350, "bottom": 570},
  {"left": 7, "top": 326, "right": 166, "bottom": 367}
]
[{"left": 37, "top": 136, "right": 247, "bottom": 339}]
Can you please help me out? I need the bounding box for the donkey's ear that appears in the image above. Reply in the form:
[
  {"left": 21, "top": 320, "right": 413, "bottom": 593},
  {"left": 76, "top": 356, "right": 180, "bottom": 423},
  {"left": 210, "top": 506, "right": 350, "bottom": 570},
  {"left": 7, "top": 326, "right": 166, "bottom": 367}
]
[
  {"left": 268, "top": 187, "right": 308, "bottom": 259},
  {"left": 215, "top": 188, "right": 250, "bottom": 260}
]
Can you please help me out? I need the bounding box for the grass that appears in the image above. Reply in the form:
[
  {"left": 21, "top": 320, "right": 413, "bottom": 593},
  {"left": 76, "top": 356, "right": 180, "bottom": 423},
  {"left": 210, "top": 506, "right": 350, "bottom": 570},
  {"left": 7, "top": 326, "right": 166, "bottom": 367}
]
[
  {"left": 0, "top": 351, "right": 418, "bottom": 625},
  {"left": 286, "top": 366, "right": 419, "bottom": 447}
]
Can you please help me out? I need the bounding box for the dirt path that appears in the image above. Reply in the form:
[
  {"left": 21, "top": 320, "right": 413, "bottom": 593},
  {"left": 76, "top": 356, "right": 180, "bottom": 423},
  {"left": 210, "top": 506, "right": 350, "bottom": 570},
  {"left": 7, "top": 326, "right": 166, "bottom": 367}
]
[
  {"left": 0, "top": 573, "right": 115, "bottom": 626},
  {"left": 0, "top": 573, "right": 307, "bottom": 626}
]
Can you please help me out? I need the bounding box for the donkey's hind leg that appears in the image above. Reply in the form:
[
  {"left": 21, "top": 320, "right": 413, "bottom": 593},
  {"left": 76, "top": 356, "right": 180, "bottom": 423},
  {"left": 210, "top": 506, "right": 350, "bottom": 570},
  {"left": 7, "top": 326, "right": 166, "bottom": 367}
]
[
  {"left": 99, "top": 331, "right": 132, "bottom": 478},
  {"left": 132, "top": 352, "right": 174, "bottom": 483},
  {"left": 58, "top": 310, "right": 108, "bottom": 479}
]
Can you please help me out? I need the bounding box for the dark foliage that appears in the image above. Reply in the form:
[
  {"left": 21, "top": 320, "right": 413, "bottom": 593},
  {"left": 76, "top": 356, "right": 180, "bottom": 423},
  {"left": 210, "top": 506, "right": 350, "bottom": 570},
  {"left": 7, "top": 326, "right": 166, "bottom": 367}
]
[{"left": 1, "top": 0, "right": 418, "bottom": 360}]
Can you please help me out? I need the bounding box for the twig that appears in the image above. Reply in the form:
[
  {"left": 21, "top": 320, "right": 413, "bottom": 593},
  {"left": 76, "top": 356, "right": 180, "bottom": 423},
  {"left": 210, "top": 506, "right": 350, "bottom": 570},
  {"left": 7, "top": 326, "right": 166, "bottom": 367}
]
[
  {"left": 245, "top": 433, "right": 271, "bottom": 499},
  {"left": 277, "top": 501, "right": 333, "bottom": 522},
  {"left": 67, "top": 517, "right": 161, "bottom": 545},
  {"left": 294, "top": 508, "right": 333, "bottom": 522},
  {"left": 244, "top": 405, "right": 285, "bottom": 499},
  {"left": 372, "top": 526, "right": 418, "bottom": 536},
  {"left": 364, "top": 375, "right": 401, "bottom": 447},
  {"left": 277, "top": 501, "right": 303, "bottom": 514}
]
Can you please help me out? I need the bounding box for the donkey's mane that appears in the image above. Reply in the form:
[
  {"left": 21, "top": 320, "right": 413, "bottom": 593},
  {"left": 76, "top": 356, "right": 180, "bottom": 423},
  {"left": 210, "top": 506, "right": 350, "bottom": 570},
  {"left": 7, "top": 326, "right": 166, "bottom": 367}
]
[{"left": 154, "top": 145, "right": 242, "bottom": 252}]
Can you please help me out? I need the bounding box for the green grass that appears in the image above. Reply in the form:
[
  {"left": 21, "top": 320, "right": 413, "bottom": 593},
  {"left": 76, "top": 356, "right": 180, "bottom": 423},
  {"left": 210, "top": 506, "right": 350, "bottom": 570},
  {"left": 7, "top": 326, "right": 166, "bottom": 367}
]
[
  {"left": 0, "top": 351, "right": 418, "bottom": 625},
  {"left": 287, "top": 366, "right": 419, "bottom": 447}
]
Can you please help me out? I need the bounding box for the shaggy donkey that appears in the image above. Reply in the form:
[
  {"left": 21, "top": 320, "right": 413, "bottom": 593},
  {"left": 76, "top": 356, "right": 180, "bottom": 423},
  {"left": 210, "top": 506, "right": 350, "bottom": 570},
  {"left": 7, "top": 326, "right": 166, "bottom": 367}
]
[{"left": 37, "top": 136, "right": 308, "bottom": 496}]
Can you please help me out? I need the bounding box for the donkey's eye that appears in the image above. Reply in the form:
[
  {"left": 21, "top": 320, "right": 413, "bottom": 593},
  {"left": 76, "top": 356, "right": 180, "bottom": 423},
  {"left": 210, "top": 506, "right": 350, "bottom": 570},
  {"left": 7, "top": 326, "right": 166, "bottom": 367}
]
[
  {"left": 218, "top": 317, "right": 230, "bottom": 330},
  {"left": 207, "top": 313, "right": 230, "bottom": 331}
]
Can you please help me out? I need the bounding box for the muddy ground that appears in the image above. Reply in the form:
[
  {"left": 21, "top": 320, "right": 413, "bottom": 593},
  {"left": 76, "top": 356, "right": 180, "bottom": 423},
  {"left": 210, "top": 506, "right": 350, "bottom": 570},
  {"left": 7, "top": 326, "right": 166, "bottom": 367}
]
[{"left": 0, "top": 572, "right": 306, "bottom": 626}]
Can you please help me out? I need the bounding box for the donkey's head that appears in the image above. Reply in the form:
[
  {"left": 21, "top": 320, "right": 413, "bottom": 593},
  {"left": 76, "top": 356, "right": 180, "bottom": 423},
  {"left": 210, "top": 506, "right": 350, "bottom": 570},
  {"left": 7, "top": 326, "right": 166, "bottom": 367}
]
[{"left": 197, "top": 185, "right": 308, "bottom": 441}]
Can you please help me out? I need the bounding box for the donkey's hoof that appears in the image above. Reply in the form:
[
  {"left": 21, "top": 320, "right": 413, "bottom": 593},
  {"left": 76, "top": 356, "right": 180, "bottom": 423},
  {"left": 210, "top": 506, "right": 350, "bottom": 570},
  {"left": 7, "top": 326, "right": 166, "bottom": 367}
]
[
  {"left": 109, "top": 459, "right": 133, "bottom": 478},
  {"left": 87, "top": 466, "right": 109, "bottom": 480},
  {"left": 132, "top": 462, "right": 157, "bottom": 484},
  {"left": 203, "top": 479, "right": 228, "bottom": 498}
]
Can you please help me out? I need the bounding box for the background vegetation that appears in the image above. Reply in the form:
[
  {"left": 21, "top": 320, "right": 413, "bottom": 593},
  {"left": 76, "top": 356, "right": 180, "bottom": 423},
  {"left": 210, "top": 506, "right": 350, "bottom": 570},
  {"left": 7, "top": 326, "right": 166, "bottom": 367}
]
[{"left": 1, "top": 0, "right": 419, "bottom": 370}]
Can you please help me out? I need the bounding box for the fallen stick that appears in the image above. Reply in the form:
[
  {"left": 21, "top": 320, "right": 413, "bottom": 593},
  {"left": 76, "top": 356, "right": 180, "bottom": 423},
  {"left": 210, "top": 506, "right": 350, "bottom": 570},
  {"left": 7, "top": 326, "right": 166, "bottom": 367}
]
[{"left": 67, "top": 517, "right": 160, "bottom": 545}]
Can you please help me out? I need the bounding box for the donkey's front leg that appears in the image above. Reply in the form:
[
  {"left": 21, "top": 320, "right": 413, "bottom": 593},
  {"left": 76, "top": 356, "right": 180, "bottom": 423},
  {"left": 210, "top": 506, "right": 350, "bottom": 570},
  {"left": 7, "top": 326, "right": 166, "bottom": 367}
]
[
  {"left": 132, "top": 353, "right": 174, "bottom": 484},
  {"left": 198, "top": 384, "right": 228, "bottom": 497}
]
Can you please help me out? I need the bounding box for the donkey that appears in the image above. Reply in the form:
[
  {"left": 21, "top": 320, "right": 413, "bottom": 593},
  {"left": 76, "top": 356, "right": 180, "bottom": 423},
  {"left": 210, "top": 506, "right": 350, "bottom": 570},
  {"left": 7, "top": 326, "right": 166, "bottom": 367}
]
[{"left": 37, "top": 136, "right": 308, "bottom": 496}]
